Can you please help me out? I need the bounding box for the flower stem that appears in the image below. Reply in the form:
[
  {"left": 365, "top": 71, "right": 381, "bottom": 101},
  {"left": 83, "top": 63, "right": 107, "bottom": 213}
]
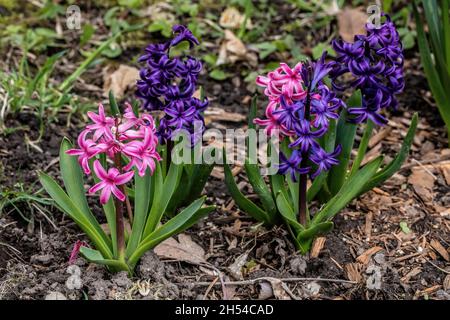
[{"left": 299, "top": 90, "right": 311, "bottom": 226}]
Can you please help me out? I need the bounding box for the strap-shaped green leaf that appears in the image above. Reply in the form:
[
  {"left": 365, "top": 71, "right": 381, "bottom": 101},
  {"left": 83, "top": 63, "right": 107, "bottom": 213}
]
[
  {"left": 313, "top": 156, "right": 383, "bottom": 224},
  {"left": 223, "top": 150, "right": 271, "bottom": 224},
  {"left": 297, "top": 222, "right": 334, "bottom": 241},
  {"left": 79, "top": 247, "right": 129, "bottom": 272},
  {"left": 60, "top": 138, "right": 111, "bottom": 248},
  {"left": 127, "top": 169, "right": 152, "bottom": 256},
  {"left": 276, "top": 192, "right": 304, "bottom": 233},
  {"left": 39, "top": 172, "right": 113, "bottom": 259},
  {"left": 129, "top": 197, "right": 212, "bottom": 266},
  {"left": 414, "top": 4, "right": 450, "bottom": 143},
  {"left": 109, "top": 90, "right": 121, "bottom": 116},
  {"left": 360, "top": 113, "right": 418, "bottom": 194},
  {"left": 186, "top": 161, "right": 215, "bottom": 203},
  {"left": 328, "top": 92, "right": 360, "bottom": 195},
  {"left": 349, "top": 120, "right": 374, "bottom": 178},
  {"left": 143, "top": 162, "right": 182, "bottom": 236}
]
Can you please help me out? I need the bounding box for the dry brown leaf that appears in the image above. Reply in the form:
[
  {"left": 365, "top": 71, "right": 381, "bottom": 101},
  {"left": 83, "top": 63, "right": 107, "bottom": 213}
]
[
  {"left": 217, "top": 30, "right": 257, "bottom": 66},
  {"left": 267, "top": 279, "right": 291, "bottom": 300},
  {"left": 439, "top": 162, "right": 450, "bottom": 185},
  {"left": 154, "top": 234, "right": 206, "bottom": 265},
  {"left": 258, "top": 281, "right": 274, "bottom": 300},
  {"left": 356, "top": 246, "right": 383, "bottom": 265},
  {"left": 204, "top": 107, "right": 246, "bottom": 124},
  {"left": 430, "top": 239, "right": 449, "bottom": 262},
  {"left": 408, "top": 168, "right": 435, "bottom": 202},
  {"left": 103, "top": 65, "right": 139, "bottom": 99},
  {"left": 311, "top": 237, "right": 326, "bottom": 258},
  {"left": 219, "top": 7, "right": 252, "bottom": 29},
  {"left": 228, "top": 252, "right": 248, "bottom": 280},
  {"left": 443, "top": 275, "right": 450, "bottom": 291},
  {"left": 337, "top": 8, "right": 368, "bottom": 42}
]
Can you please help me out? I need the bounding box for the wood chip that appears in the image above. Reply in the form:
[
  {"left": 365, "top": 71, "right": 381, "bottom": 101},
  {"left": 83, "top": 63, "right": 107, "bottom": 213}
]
[
  {"left": 430, "top": 239, "right": 449, "bottom": 262},
  {"left": 345, "top": 263, "right": 363, "bottom": 283},
  {"left": 408, "top": 168, "right": 435, "bottom": 203},
  {"left": 311, "top": 237, "right": 326, "bottom": 258},
  {"left": 438, "top": 162, "right": 450, "bottom": 185},
  {"left": 356, "top": 246, "right": 383, "bottom": 265},
  {"left": 267, "top": 279, "right": 291, "bottom": 300}
]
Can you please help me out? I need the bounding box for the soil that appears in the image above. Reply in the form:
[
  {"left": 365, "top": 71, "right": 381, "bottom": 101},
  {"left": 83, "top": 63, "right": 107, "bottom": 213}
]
[{"left": 1, "top": 1, "right": 449, "bottom": 300}]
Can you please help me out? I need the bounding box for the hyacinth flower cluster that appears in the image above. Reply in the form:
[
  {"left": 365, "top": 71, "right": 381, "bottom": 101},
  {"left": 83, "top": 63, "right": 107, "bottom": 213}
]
[
  {"left": 39, "top": 97, "right": 214, "bottom": 273},
  {"left": 330, "top": 14, "right": 405, "bottom": 126},
  {"left": 136, "top": 25, "right": 208, "bottom": 146},
  {"left": 225, "top": 15, "right": 418, "bottom": 253}
]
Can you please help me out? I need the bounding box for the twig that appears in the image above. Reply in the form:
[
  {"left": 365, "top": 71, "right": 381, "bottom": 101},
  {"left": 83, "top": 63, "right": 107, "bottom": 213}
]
[
  {"left": 178, "top": 276, "right": 357, "bottom": 287},
  {"left": 427, "top": 260, "right": 450, "bottom": 275}
]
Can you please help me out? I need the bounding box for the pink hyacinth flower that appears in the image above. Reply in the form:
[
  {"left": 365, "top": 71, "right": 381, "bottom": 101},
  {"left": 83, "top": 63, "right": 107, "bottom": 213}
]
[
  {"left": 254, "top": 101, "right": 292, "bottom": 137},
  {"left": 86, "top": 104, "right": 115, "bottom": 141},
  {"left": 122, "top": 127, "right": 161, "bottom": 176},
  {"left": 66, "top": 130, "right": 103, "bottom": 174},
  {"left": 89, "top": 160, "right": 134, "bottom": 204}
]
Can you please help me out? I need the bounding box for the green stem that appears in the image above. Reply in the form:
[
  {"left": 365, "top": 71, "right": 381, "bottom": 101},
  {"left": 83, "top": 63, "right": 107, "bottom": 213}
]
[{"left": 349, "top": 120, "right": 374, "bottom": 177}]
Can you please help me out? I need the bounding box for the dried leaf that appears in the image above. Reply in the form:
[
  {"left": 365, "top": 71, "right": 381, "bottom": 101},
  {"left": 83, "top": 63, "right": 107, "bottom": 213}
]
[
  {"left": 216, "top": 30, "right": 257, "bottom": 66},
  {"left": 228, "top": 252, "right": 248, "bottom": 280},
  {"left": 337, "top": 8, "right": 367, "bottom": 42},
  {"left": 258, "top": 281, "right": 273, "bottom": 300},
  {"left": 267, "top": 279, "right": 291, "bottom": 300},
  {"left": 103, "top": 65, "right": 139, "bottom": 98},
  {"left": 430, "top": 239, "right": 449, "bottom": 262},
  {"left": 443, "top": 275, "right": 450, "bottom": 291},
  {"left": 154, "top": 234, "right": 206, "bottom": 265},
  {"left": 219, "top": 7, "right": 252, "bottom": 29}
]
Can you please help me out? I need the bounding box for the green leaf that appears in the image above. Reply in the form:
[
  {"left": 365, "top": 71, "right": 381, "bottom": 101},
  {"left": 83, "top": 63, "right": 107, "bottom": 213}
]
[
  {"left": 126, "top": 169, "right": 152, "bottom": 256},
  {"left": 186, "top": 162, "right": 215, "bottom": 203},
  {"left": 223, "top": 150, "right": 271, "bottom": 224},
  {"left": 143, "top": 162, "right": 182, "bottom": 236},
  {"left": 360, "top": 113, "right": 418, "bottom": 194},
  {"left": 39, "top": 172, "right": 113, "bottom": 259},
  {"left": 275, "top": 192, "right": 304, "bottom": 233},
  {"left": 79, "top": 247, "right": 129, "bottom": 272},
  {"left": 209, "top": 69, "right": 230, "bottom": 81},
  {"left": 109, "top": 90, "right": 120, "bottom": 116},
  {"left": 313, "top": 156, "right": 383, "bottom": 224},
  {"left": 58, "top": 32, "right": 121, "bottom": 92},
  {"left": 60, "top": 138, "right": 111, "bottom": 248},
  {"left": 80, "top": 24, "right": 95, "bottom": 46},
  {"left": 297, "top": 222, "right": 334, "bottom": 241},
  {"left": 399, "top": 221, "right": 411, "bottom": 234},
  {"left": 414, "top": 4, "right": 450, "bottom": 144},
  {"left": 350, "top": 120, "right": 375, "bottom": 177},
  {"left": 328, "top": 91, "right": 360, "bottom": 195}
]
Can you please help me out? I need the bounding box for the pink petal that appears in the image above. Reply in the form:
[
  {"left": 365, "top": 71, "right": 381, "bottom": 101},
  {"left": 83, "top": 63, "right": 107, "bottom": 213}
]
[
  {"left": 100, "top": 186, "right": 112, "bottom": 205},
  {"left": 89, "top": 181, "right": 106, "bottom": 194},
  {"left": 110, "top": 186, "right": 125, "bottom": 202},
  {"left": 114, "top": 171, "right": 134, "bottom": 185},
  {"left": 93, "top": 160, "right": 108, "bottom": 180}
]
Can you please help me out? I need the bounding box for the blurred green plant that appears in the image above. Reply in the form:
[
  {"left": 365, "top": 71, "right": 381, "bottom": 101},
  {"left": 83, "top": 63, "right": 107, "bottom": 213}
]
[{"left": 414, "top": 0, "right": 450, "bottom": 145}]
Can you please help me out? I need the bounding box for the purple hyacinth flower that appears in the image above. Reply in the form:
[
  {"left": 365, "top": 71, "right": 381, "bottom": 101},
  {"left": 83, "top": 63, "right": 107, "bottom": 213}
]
[
  {"left": 348, "top": 89, "right": 388, "bottom": 126},
  {"left": 348, "top": 58, "right": 385, "bottom": 88},
  {"left": 273, "top": 96, "right": 303, "bottom": 130},
  {"left": 289, "top": 119, "right": 327, "bottom": 153},
  {"left": 278, "top": 151, "right": 310, "bottom": 182},
  {"left": 165, "top": 103, "right": 197, "bottom": 129},
  {"left": 311, "top": 86, "right": 342, "bottom": 128},
  {"left": 171, "top": 25, "right": 200, "bottom": 48},
  {"left": 178, "top": 56, "right": 202, "bottom": 81},
  {"left": 148, "top": 55, "right": 179, "bottom": 80},
  {"left": 332, "top": 39, "right": 365, "bottom": 65},
  {"left": 138, "top": 43, "right": 169, "bottom": 63},
  {"left": 310, "top": 145, "right": 342, "bottom": 178},
  {"left": 301, "top": 53, "right": 334, "bottom": 91}
]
